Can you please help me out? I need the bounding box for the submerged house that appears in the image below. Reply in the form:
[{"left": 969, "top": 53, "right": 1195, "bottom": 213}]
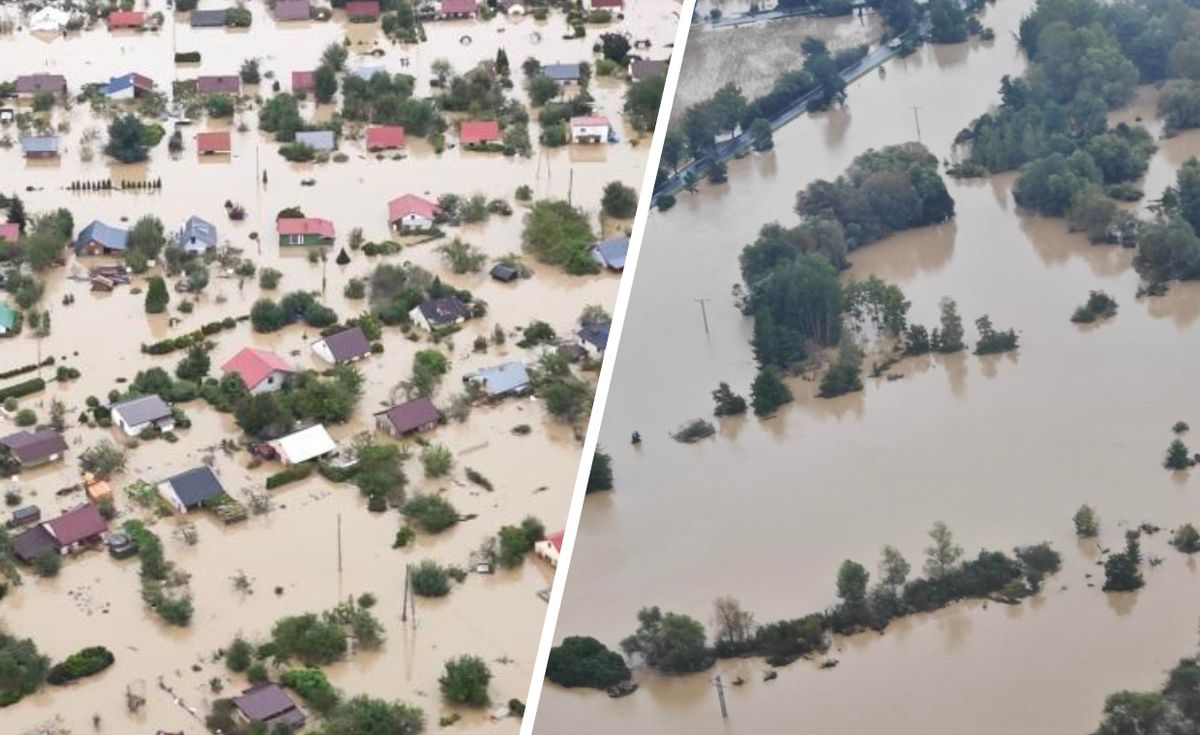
[
  {"left": 0, "top": 430, "right": 68, "bottom": 468},
  {"left": 577, "top": 322, "right": 610, "bottom": 359},
  {"left": 590, "top": 236, "right": 628, "bottom": 271},
  {"left": 437, "top": 0, "right": 478, "bottom": 18},
  {"left": 112, "top": 395, "right": 175, "bottom": 437},
  {"left": 388, "top": 194, "right": 438, "bottom": 231},
  {"left": 196, "top": 75, "right": 241, "bottom": 95},
  {"left": 311, "top": 326, "right": 371, "bottom": 365},
  {"left": 273, "top": 0, "right": 311, "bottom": 20},
  {"left": 158, "top": 466, "right": 226, "bottom": 513},
  {"left": 570, "top": 115, "right": 612, "bottom": 144},
  {"left": 292, "top": 70, "right": 315, "bottom": 94},
  {"left": 20, "top": 136, "right": 59, "bottom": 159},
  {"left": 277, "top": 217, "right": 335, "bottom": 246},
  {"left": 465, "top": 362, "right": 532, "bottom": 399},
  {"left": 541, "top": 63, "right": 582, "bottom": 86},
  {"left": 15, "top": 74, "right": 67, "bottom": 99},
  {"left": 106, "top": 11, "right": 146, "bottom": 30},
  {"left": 0, "top": 304, "right": 17, "bottom": 335},
  {"left": 222, "top": 347, "right": 293, "bottom": 394},
  {"left": 630, "top": 58, "right": 668, "bottom": 82},
  {"left": 269, "top": 425, "right": 337, "bottom": 465},
  {"left": 535, "top": 530, "right": 565, "bottom": 566},
  {"left": 179, "top": 216, "right": 218, "bottom": 254},
  {"left": 197, "top": 131, "right": 232, "bottom": 155},
  {"left": 409, "top": 296, "right": 468, "bottom": 331},
  {"left": 190, "top": 8, "right": 229, "bottom": 27},
  {"left": 295, "top": 130, "right": 335, "bottom": 152},
  {"left": 0, "top": 223, "right": 19, "bottom": 244},
  {"left": 345, "top": 0, "right": 381, "bottom": 21},
  {"left": 459, "top": 120, "right": 501, "bottom": 148},
  {"left": 75, "top": 220, "right": 129, "bottom": 256},
  {"left": 12, "top": 504, "right": 108, "bottom": 562},
  {"left": 375, "top": 397, "right": 443, "bottom": 438},
  {"left": 233, "top": 684, "right": 306, "bottom": 730},
  {"left": 366, "top": 125, "right": 406, "bottom": 151},
  {"left": 100, "top": 72, "right": 155, "bottom": 100}
]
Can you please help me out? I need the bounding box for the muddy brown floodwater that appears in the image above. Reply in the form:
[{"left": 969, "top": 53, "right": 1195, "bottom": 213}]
[
  {"left": 0, "top": 1, "right": 679, "bottom": 733},
  {"left": 536, "top": 2, "right": 1200, "bottom": 734}
]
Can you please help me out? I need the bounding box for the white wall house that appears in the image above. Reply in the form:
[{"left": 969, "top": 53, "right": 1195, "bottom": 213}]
[
  {"left": 570, "top": 116, "right": 611, "bottom": 144},
  {"left": 111, "top": 396, "right": 175, "bottom": 438}
]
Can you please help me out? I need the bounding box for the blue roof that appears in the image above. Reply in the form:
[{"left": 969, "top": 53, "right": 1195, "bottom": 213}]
[
  {"left": 101, "top": 76, "right": 134, "bottom": 96},
  {"left": 295, "top": 130, "right": 335, "bottom": 151},
  {"left": 180, "top": 216, "right": 217, "bottom": 252},
  {"left": 591, "top": 236, "right": 628, "bottom": 270},
  {"left": 468, "top": 362, "right": 530, "bottom": 397},
  {"left": 20, "top": 136, "right": 58, "bottom": 154},
  {"left": 578, "top": 323, "right": 610, "bottom": 351},
  {"left": 541, "top": 63, "right": 581, "bottom": 81},
  {"left": 76, "top": 220, "right": 129, "bottom": 253},
  {"left": 0, "top": 304, "right": 16, "bottom": 330}
]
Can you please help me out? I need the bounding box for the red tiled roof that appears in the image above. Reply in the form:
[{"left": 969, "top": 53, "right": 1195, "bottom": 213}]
[
  {"left": 547, "top": 530, "right": 564, "bottom": 552},
  {"left": 460, "top": 120, "right": 500, "bottom": 145},
  {"left": 345, "top": 0, "right": 380, "bottom": 16},
  {"left": 276, "top": 217, "right": 335, "bottom": 239},
  {"left": 197, "top": 131, "right": 232, "bottom": 154},
  {"left": 570, "top": 115, "right": 611, "bottom": 127},
  {"left": 365, "top": 125, "right": 406, "bottom": 150},
  {"left": 440, "top": 0, "right": 478, "bottom": 13},
  {"left": 222, "top": 347, "right": 293, "bottom": 390},
  {"left": 292, "top": 71, "right": 315, "bottom": 92},
  {"left": 45, "top": 504, "right": 106, "bottom": 547},
  {"left": 388, "top": 194, "right": 438, "bottom": 223},
  {"left": 196, "top": 75, "right": 240, "bottom": 95},
  {"left": 0, "top": 223, "right": 19, "bottom": 243},
  {"left": 107, "top": 10, "right": 145, "bottom": 28}
]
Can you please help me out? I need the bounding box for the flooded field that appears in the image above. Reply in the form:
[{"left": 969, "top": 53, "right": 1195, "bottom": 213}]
[
  {"left": 0, "top": 1, "right": 680, "bottom": 733},
  {"left": 535, "top": 1, "right": 1200, "bottom": 733},
  {"left": 671, "top": 12, "right": 881, "bottom": 118}
]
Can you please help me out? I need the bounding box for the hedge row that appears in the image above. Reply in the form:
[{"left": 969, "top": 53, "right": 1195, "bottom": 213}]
[
  {"left": 142, "top": 317, "right": 241, "bottom": 355},
  {"left": 47, "top": 646, "right": 115, "bottom": 685},
  {"left": 0, "top": 357, "right": 54, "bottom": 382},
  {"left": 266, "top": 463, "right": 313, "bottom": 490},
  {"left": 0, "top": 378, "right": 46, "bottom": 402}
]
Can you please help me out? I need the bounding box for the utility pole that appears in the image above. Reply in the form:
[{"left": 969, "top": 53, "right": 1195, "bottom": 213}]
[
  {"left": 694, "top": 298, "right": 710, "bottom": 335},
  {"left": 714, "top": 675, "right": 728, "bottom": 718},
  {"left": 336, "top": 513, "right": 343, "bottom": 574},
  {"left": 568, "top": 167, "right": 574, "bottom": 206},
  {"left": 909, "top": 105, "right": 922, "bottom": 143},
  {"left": 402, "top": 564, "right": 410, "bottom": 622}
]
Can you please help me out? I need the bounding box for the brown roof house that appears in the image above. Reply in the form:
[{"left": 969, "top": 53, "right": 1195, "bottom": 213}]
[
  {"left": 409, "top": 296, "right": 469, "bottom": 331},
  {"left": 233, "top": 684, "right": 306, "bottom": 730},
  {"left": 375, "top": 397, "right": 443, "bottom": 438},
  {"left": 0, "top": 430, "right": 68, "bottom": 468},
  {"left": 15, "top": 74, "right": 67, "bottom": 99},
  {"left": 196, "top": 75, "right": 241, "bottom": 95},
  {"left": 273, "top": 0, "right": 311, "bottom": 21},
  {"left": 12, "top": 503, "right": 109, "bottom": 561},
  {"left": 311, "top": 326, "right": 371, "bottom": 365}
]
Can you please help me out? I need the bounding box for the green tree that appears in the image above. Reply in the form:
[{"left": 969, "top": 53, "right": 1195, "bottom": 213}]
[
  {"left": 586, "top": 449, "right": 613, "bottom": 493},
  {"left": 749, "top": 118, "right": 774, "bottom": 151},
  {"left": 619, "top": 606, "right": 712, "bottom": 673},
  {"left": 750, "top": 367, "right": 792, "bottom": 417},
  {"left": 601, "top": 181, "right": 638, "bottom": 219},
  {"left": 318, "top": 696, "right": 424, "bottom": 735},
  {"left": 923, "top": 521, "right": 962, "bottom": 579},
  {"left": 439, "top": 655, "right": 491, "bottom": 706},
  {"left": 105, "top": 115, "right": 151, "bottom": 163},
  {"left": 522, "top": 200, "right": 597, "bottom": 274},
  {"left": 1073, "top": 504, "right": 1100, "bottom": 538},
  {"left": 1165, "top": 438, "right": 1194, "bottom": 470},
  {"left": 711, "top": 382, "right": 747, "bottom": 416},
  {"left": 546, "top": 636, "right": 630, "bottom": 689}
]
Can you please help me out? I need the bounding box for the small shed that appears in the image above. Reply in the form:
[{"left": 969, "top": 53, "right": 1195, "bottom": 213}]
[
  {"left": 20, "top": 136, "right": 59, "bottom": 158},
  {"left": 158, "top": 466, "right": 225, "bottom": 513},
  {"left": 270, "top": 425, "right": 337, "bottom": 465},
  {"left": 86, "top": 481, "right": 114, "bottom": 505},
  {"left": 292, "top": 71, "right": 315, "bottom": 93},
  {"left": 197, "top": 131, "right": 232, "bottom": 155},
  {"left": 490, "top": 263, "right": 519, "bottom": 283}
]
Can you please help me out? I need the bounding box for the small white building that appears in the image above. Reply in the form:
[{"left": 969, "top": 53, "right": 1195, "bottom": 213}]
[
  {"left": 221, "top": 348, "right": 294, "bottom": 395},
  {"left": 534, "top": 530, "right": 564, "bottom": 567},
  {"left": 570, "top": 116, "right": 612, "bottom": 144},
  {"left": 269, "top": 425, "right": 337, "bottom": 466},
  {"left": 111, "top": 395, "right": 175, "bottom": 437}
]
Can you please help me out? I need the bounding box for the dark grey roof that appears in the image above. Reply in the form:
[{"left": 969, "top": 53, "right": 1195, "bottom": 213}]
[
  {"left": 321, "top": 326, "right": 371, "bottom": 362},
  {"left": 113, "top": 395, "right": 172, "bottom": 425},
  {"left": 541, "top": 63, "right": 581, "bottom": 81},
  {"left": 190, "top": 8, "right": 228, "bottom": 26},
  {"left": 1, "top": 430, "right": 68, "bottom": 464},
  {"left": 417, "top": 297, "right": 468, "bottom": 326},
  {"left": 490, "top": 263, "right": 519, "bottom": 282},
  {"left": 579, "top": 323, "right": 610, "bottom": 351},
  {"left": 235, "top": 684, "right": 305, "bottom": 726},
  {"left": 163, "top": 466, "right": 225, "bottom": 508},
  {"left": 180, "top": 216, "right": 218, "bottom": 251},
  {"left": 12, "top": 525, "right": 57, "bottom": 563},
  {"left": 630, "top": 58, "right": 668, "bottom": 82}
]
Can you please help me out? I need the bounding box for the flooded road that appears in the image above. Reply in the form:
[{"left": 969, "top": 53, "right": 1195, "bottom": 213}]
[
  {"left": 535, "top": 1, "right": 1200, "bottom": 733},
  {"left": 0, "top": 1, "right": 680, "bottom": 732}
]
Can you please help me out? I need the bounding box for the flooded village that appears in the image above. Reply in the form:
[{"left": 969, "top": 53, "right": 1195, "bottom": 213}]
[
  {"left": 536, "top": 0, "right": 1200, "bottom": 733},
  {"left": 0, "top": 0, "right": 678, "bottom": 732}
]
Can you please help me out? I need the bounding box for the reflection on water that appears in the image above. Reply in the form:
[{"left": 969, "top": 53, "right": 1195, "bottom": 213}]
[
  {"left": 536, "top": 0, "right": 1200, "bottom": 733},
  {"left": 0, "top": 1, "right": 680, "bottom": 733}
]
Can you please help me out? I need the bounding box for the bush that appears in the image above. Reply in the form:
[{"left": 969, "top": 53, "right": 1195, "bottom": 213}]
[
  {"left": 546, "top": 636, "right": 630, "bottom": 688},
  {"left": 601, "top": 181, "right": 638, "bottom": 219},
  {"left": 226, "top": 637, "right": 253, "bottom": 672},
  {"left": 440, "top": 655, "right": 491, "bottom": 706},
  {"left": 267, "top": 464, "right": 314, "bottom": 489},
  {"left": 0, "top": 378, "right": 46, "bottom": 402},
  {"left": 410, "top": 560, "right": 451, "bottom": 597},
  {"left": 281, "top": 667, "right": 341, "bottom": 714},
  {"left": 46, "top": 646, "right": 115, "bottom": 685},
  {"left": 420, "top": 444, "right": 454, "bottom": 478},
  {"left": 402, "top": 495, "right": 459, "bottom": 533}
]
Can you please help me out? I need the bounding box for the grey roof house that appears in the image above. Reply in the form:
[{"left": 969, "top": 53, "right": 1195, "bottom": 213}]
[
  {"left": 312, "top": 326, "right": 371, "bottom": 364},
  {"left": 273, "top": 0, "right": 311, "bottom": 20},
  {"left": 541, "top": 63, "right": 582, "bottom": 83},
  {"left": 20, "top": 136, "right": 59, "bottom": 158},
  {"left": 233, "top": 684, "right": 306, "bottom": 729},
  {"left": 75, "top": 220, "right": 129, "bottom": 255},
  {"left": 295, "top": 130, "right": 336, "bottom": 151},
  {"left": 375, "top": 397, "right": 443, "bottom": 437},
  {"left": 465, "top": 361, "right": 531, "bottom": 399},
  {"left": 591, "top": 236, "right": 628, "bottom": 271},
  {"left": 179, "top": 216, "right": 218, "bottom": 253},
  {"left": 578, "top": 323, "right": 610, "bottom": 357},
  {"left": 158, "top": 466, "right": 225, "bottom": 513},
  {"left": 410, "top": 296, "right": 469, "bottom": 331},
  {"left": 111, "top": 395, "right": 175, "bottom": 437},
  {"left": 190, "top": 8, "right": 229, "bottom": 26},
  {"left": 15, "top": 74, "right": 67, "bottom": 97}
]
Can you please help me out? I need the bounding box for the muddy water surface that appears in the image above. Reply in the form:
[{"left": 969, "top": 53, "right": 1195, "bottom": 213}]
[
  {"left": 0, "top": 2, "right": 679, "bottom": 733},
  {"left": 536, "top": 2, "right": 1200, "bottom": 734}
]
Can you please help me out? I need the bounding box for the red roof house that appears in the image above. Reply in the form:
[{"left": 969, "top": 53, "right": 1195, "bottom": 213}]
[
  {"left": 365, "top": 125, "right": 406, "bottom": 151},
  {"left": 0, "top": 223, "right": 20, "bottom": 244},
  {"left": 196, "top": 75, "right": 241, "bottom": 95},
  {"left": 535, "top": 530, "right": 565, "bottom": 566},
  {"left": 276, "top": 217, "right": 335, "bottom": 245},
  {"left": 345, "top": 0, "right": 381, "bottom": 20},
  {"left": 292, "top": 71, "right": 315, "bottom": 93},
  {"left": 439, "top": 0, "right": 478, "bottom": 16},
  {"left": 222, "top": 347, "right": 294, "bottom": 393},
  {"left": 15, "top": 74, "right": 67, "bottom": 98},
  {"left": 106, "top": 10, "right": 146, "bottom": 29},
  {"left": 388, "top": 194, "right": 439, "bottom": 229},
  {"left": 44, "top": 504, "right": 107, "bottom": 549},
  {"left": 197, "top": 131, "right": 232, "bottom": 155},
  {"left": 460, "top": 120, "right": 501, "bottom": 147}
]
